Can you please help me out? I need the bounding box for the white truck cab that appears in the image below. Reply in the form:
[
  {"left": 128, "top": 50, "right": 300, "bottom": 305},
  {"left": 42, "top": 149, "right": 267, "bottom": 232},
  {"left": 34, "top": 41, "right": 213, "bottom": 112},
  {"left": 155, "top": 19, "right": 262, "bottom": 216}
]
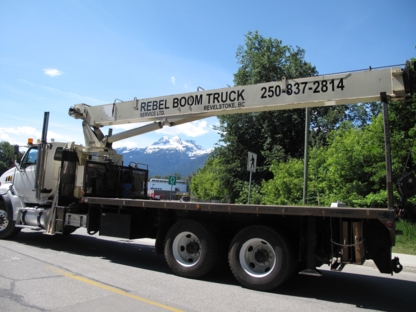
[
  {"left": 0, "top": 140, "right": 67, "bottom": 237},
  {"left": 7, "top": 142, "right": 66, "bottom": 205}
]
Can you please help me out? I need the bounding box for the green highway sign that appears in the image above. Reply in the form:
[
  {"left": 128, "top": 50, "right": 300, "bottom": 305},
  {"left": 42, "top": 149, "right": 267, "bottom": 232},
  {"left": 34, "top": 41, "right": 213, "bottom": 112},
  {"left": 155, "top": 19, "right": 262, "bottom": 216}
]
[{"left": 168, "top": 176, "right": 177, "bottom": 185}]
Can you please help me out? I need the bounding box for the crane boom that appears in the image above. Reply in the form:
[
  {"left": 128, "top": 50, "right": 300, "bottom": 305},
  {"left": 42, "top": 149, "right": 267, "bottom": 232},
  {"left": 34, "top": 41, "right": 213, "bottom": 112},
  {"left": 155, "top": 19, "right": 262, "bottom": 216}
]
[{"left": 68, "top": 64, "right": 414, "bottom": 148}]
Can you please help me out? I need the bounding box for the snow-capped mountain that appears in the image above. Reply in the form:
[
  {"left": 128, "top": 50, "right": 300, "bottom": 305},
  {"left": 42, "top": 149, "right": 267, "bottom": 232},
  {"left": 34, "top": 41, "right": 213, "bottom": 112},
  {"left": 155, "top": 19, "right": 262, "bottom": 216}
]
[
  {"left": 143, "top": 136, "right": 211, "bottom": 158},
  {"left": 116, "top": 136, "right": 213, "bottom": 177}
]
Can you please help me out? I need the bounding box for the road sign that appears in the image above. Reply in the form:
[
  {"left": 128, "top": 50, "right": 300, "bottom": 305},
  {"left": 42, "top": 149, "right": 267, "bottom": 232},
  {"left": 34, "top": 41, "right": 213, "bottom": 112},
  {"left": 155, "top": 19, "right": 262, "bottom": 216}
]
[
  {"left": 168, "top": 176, "right": 177, "bottom": 185},
  {"left": 247, "top": 152, "right": 257, "bottom": 172}
]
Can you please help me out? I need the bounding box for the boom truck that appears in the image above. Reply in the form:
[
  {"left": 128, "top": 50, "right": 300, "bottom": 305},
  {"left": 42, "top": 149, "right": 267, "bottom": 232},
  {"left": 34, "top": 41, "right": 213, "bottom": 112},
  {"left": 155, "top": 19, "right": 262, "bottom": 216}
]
[{"left": 1, "top": 62, "right": 415, "bottom": 291}]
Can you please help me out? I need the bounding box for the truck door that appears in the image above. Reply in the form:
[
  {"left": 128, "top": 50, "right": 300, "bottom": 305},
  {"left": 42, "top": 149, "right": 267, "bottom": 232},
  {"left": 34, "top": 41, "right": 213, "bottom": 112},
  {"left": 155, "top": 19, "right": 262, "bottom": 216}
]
[{"left": 13, "top": 147, "right": 38, "bottom": 204}]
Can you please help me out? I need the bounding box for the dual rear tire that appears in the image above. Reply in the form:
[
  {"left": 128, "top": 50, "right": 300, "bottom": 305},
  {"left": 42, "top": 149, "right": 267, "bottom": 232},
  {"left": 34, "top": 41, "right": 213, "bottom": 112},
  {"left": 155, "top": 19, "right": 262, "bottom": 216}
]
[
  {"left": 228, "top": 225, "right": 295, "bottom": 291},
  {"left": 164, "top": 220, "right": 294, "bottom": 291},
  {"left": 164, "top": 219, "right": 219, "bottom": 279}
]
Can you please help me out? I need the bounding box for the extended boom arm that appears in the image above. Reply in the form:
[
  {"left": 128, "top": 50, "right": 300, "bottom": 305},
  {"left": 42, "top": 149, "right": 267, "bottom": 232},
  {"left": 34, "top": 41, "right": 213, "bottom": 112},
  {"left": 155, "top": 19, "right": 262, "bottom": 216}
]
[{"left": 69, "top": 63, "right": 415, "bottom": 149}]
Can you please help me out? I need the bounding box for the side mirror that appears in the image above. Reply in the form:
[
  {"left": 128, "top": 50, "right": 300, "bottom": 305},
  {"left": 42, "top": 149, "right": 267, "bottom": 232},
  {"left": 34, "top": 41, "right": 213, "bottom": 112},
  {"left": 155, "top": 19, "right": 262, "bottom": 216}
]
[{"left": 14, "top": 145, "right": 21, "bottom": 165}]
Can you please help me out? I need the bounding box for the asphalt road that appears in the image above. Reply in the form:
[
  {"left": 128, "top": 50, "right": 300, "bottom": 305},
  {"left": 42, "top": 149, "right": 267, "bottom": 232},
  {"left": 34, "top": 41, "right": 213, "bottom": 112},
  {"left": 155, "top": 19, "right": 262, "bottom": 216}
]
[{"left": 1, "top": 228, "right": 416, "bottom": 312}]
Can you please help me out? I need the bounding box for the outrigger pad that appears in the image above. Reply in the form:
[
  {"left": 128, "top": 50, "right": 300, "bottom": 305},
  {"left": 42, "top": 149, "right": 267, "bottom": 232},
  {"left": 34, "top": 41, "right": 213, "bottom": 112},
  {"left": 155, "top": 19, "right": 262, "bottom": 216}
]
[{"left": 391, "top": 257, "right": 403, "bottom": 274}]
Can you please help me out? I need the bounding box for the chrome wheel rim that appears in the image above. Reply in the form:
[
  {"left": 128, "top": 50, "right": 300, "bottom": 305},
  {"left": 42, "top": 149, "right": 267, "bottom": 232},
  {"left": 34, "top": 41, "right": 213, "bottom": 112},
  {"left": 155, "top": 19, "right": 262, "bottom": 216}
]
[
  {"left": 239, "top": 238, "right": 276, "bottom": 277},
  {"left": 172, "top": 231, "right": 201, "bottom": 267}
]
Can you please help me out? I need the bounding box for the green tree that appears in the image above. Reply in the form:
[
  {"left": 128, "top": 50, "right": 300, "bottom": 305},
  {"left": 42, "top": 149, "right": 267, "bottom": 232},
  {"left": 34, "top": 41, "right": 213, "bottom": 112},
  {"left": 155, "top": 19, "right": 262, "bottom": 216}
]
[
  {"left": 233, "top": 31, "right": 317, "bottom": 85},
  {"left": 258, "top": 121, "right": 376, "bottom": 207},
  {"left": 306, "top": 59, "right": 416, "bottom": 209},
  {"left": 0, "top": 141, "right": 16, "bottom": 175},
  {"left": 386, "top": 82, "right": 416, "bottom": 219},
  {"left": 259, "top": 108, "right": 416, "bottom": 209},
  {"left": 316, "top": 121, "right": 384, "bottom": 206},
  {"left": 261, "top": 158, "right": 304, "bottom": 205},
  {"left": 235, "top": 181, "right": 262, "bottom": 205},
  {"left": 213, "top": 31, "right": 318, "bottom": 201},
  {"left": 195, "top": 34, "right": 411, "bottom": 204},
  {"left": 162, "top": 173, "right": 182, "bottom": 180},
  {"left": 190, "top": 157, "right": 226, "bottom": 200}
]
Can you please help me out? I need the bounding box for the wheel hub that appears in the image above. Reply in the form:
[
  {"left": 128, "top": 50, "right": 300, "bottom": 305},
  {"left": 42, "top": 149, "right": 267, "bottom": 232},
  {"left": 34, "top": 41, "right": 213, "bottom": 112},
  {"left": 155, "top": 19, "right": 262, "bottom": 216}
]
[
  {"left": 172, "top": 231, "right": 202, "bottom": 267},
  {"left": 0, "top": 210, "right": 9, "bottom": 231},
  {"left": 254, "top": 248, "right": 270, "bottom": 264},
  {"left": 239, "top": 238, "right": 277, "bottom": 277},
  {"left": 186, "top": 241, "right": 200, "bottom": 254}
]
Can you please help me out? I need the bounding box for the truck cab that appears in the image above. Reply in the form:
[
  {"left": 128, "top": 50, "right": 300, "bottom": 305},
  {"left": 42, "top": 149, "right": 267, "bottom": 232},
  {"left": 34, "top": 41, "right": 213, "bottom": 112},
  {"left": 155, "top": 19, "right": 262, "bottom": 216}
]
[{"left": 0, "top": 141, "right": 66, "bottom": 207}]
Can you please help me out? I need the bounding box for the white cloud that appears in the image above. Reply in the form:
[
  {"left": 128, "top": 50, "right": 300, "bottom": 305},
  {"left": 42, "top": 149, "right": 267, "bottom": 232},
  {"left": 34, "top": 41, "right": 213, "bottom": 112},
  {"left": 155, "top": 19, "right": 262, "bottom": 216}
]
[
  {"left": 0, "top": 126, "right": 41, "bottom": 137},
  {"left": 112, "top": 140, "right": 139, "bottom": 149},
  {"left": 0, "top": 127, "right": 76, "bottom": 146},
  {"left": 112, "top": 135, "right": 156, "bottom": 149},
  {"left": 156, "top": 120, "right": 209, "bottom": 137},
  {"left": 47, "top": 130, "right": 65, "bottom": 140},
  {"left": 171, "top": 76, "right": 176, "bottom": 85},
  {"left": 0, "top": 127, "right": 42, "bottom": 145},
  {"left": 0, "top": 133, "right": 14, "bottom": 142},
  {"left": 44, "top": 68, "right": 63, "bottom": 77}
]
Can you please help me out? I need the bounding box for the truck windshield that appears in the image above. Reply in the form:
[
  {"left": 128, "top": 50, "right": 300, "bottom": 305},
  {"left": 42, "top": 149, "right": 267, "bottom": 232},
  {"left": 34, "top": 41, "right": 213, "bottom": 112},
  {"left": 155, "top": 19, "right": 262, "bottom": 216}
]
[{"left": 24, "top": 148, "right": 38, "bottom": 165}]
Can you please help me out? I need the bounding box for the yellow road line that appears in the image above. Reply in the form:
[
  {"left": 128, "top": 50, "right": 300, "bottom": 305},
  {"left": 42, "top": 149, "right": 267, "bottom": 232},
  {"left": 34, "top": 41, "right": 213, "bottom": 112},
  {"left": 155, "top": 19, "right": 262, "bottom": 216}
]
[{"left": 51, "top": 268, "right": 183, "bottom": 312}]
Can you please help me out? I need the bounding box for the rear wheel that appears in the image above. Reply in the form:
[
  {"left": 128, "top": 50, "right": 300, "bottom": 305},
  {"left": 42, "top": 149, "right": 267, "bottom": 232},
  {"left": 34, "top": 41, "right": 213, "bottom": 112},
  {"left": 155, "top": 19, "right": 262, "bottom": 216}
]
[
  {"left": 164, "top": 219, "right": 219, "bottom": 278},
  {"left": 228, "top": 225, "right": 294, "bottom": 291},
  {"left": 0, "top": 200, "right": 21, "bottom": 239}
]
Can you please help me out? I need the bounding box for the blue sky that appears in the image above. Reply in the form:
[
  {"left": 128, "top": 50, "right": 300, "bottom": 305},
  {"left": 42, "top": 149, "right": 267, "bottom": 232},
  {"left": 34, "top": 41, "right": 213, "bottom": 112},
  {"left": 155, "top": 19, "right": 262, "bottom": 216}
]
[{"left": 1, "top": 0, "right": 415, "bottom": 150}]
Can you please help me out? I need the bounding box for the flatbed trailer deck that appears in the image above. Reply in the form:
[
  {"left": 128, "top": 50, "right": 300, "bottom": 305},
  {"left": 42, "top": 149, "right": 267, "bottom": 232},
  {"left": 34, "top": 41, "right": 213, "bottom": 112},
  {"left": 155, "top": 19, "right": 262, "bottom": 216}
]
[
  {"left": 76, "top": 195, "right": 398, "bottom": 280},
  {"left": 84, "top": 196, "right": 396, "bottom": 229}
]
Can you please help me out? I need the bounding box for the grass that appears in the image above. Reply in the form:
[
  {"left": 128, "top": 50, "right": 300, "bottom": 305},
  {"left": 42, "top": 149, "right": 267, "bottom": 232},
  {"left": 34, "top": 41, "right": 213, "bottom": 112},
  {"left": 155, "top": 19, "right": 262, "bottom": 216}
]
[{"left": 393, "top": 220, "right": 416, "bottom": 255}]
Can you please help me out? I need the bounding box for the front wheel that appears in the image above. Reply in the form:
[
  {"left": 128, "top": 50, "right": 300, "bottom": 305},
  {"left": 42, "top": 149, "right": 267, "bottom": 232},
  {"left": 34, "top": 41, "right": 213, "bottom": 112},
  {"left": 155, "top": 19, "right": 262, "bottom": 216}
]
[
  {"left": 0, "top": 200, "right": 21, "bottom": 239},
  {"left": 228, "top": 225, "right": 294, "bottom": 291},
  {"left": 164, "top": 219, "right": 219, "bottom": 279}
]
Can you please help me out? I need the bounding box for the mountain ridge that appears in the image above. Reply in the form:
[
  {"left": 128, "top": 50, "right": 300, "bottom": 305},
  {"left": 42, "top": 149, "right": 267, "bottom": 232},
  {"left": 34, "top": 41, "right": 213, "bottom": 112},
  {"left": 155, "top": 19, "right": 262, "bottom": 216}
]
[{"left": 116, "top": 136, "right": 212, "bottom": 177}]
